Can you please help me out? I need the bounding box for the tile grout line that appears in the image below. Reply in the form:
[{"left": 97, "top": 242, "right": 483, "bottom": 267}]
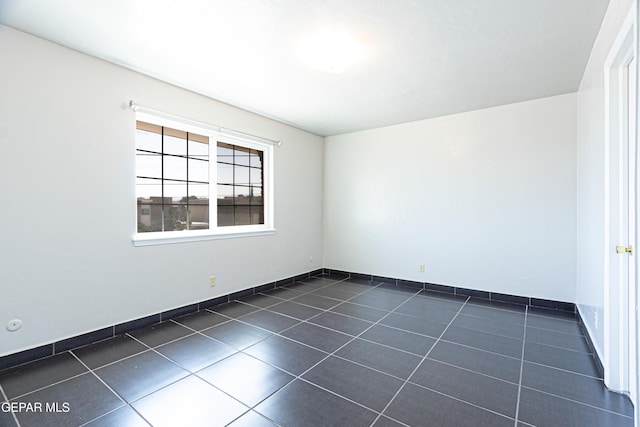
[
  {"left": 0, "top": 277, "right": 599, "bottom": 423},
  {"left": 289, "top": 281, "right": 422, "bottom": 366},
  {"left": 0, "top": 277, "right": 586, "bottom": 424},
  {"left": 456, "top": 310, "right": 526, "bottom": 327},
  {"left": 205, "top": 277, "right": 363, "bottom": 354},
  {"left": 276, "top": 278, "right": 415, "bottom": 351},
  {"left": 240, "top": 280, "right": 533, "bottom": 424},
  {"left": 521, "top": 360, "right": 603, "bottom": 381},
  {"left": 242, "top": 289, "right": 521, "bottom": 388},
  {"left": 124, "top": 275, "right": 345, "bottom": 355},
  {"left": 118, "top": 332, "right": 264, "bottom": 423},
  {"left": 68, "top": 350, "right": 153, "bottom": 427},
  {"left": 225, "top": 276, "right": 399, "bottom": 343},
  {"left": 140, "top": 276, "right": 370, "bottom": 422},
  {"left": 522, "top": 338, "right": 593, "bottom": 355},
  {"left": 526, "top": 322, "right": 586, "bottom": 336},
  {"left": 185, "top": 276, "right": 370, "bottom": 352},
  {"left": 1, "top": 276, "right": 625, "bottom": 426},
  {"left": 25, "top": 277, "right": 422, "bottom": 401},
  {"left": 0, "top": 273, "right": 575, "bottom": 374},
  {"left": 72, "top": 315, "right": 282, "bottom": 426},
  {"left": 225, "top": 275, "right": 354, "bottom": 322},
  {"left": 396, "top": 377, "right": 521, "bottom": 422},
  {"left": 70, "top": 340, "right": 151, "bottom": 373},
  {"left": 370, "top": 295, "right": 525, "bottom": 426},
  {"left": 293, "top": 376, "right": 410, "bottom": 427},
  {"left": 258, "top": 293, "right": 533, "bottom": 386},
  {"left": 514, "top": 304, "right": 529, "bottom": 427},
  {"left": 414, "top": 355, "right": 521, "bottom": 386},
  {"left": 151, "top": 277, "right": 357, "bottom": 369},
  {"left": 433, "top": 338, "right": 522, "bottom": 362},
  {"left": 0, "top": 383, "right": 22, "bottom": 427},
  {"left": 3, "top": 369, "right": 90, "bottom": 402},
  {"left": 239, "top": 281, "right": 423, "bottom": 424},
  {"left": 0, "top": 278, "right": 334, "bottom": 403},
  {"left": 369, "top": 295, "right": 475, "bottom": 427},
  {"left": 196, "top": 294, "right": 591, "bottom": 378},
  {"left": 202, "top": 277, "right": 397, "bottom": 420},
  {"left": 526, "top": 310, "right": 583, "bottom": 323},
  {"left": 518, "top": 385, "right": 636, "bottom": 419},
  {"left": 223, "top": 409, "right": 282, "bottom": 427},
  {"left": 394, "top": 301, "right": 586, "bottom": 348},
  {"left": 151, "top": 290, "right": 622, "bottom": 427},
  {"left": 315, "top": 298, "right": 605, "bottom": 399},
  {"left": 39, "top": 323, "right": 617, "bottom": 423}
]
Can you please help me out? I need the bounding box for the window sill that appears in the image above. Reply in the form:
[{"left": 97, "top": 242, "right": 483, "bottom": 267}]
[{"left": 132, "top": 227, "right": 276, "bottom": 246}]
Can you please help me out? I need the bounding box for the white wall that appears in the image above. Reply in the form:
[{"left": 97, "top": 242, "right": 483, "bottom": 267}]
[
  {"left": 576, "top": 0, "right": 634, "bottom": 364},
  {"left": 324, "top": 93, "right": 577, "bottom": 302},
  {"left": 0, "top": 26, "right": 324, "bottom": 356}
]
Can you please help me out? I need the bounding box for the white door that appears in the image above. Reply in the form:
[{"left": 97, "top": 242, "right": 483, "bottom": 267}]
[{"left": 605, "top": 5, "right": 637, "bottom": 407}]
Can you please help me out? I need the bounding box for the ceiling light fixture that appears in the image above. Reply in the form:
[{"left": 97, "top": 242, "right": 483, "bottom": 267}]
[{"left": 298, "top": 28, "right": 365, "bottom": 74}]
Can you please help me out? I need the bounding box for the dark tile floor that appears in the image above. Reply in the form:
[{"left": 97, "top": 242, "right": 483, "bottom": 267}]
[{"left": 0, "top": 275, "right": 634, "bottom": 426}]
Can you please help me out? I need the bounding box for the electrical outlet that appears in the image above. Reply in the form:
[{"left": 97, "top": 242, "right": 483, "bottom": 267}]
[
  {"left": 419, "top": 264, "right": 425, "bottom": 273},
  {"left": 209, "top": 276, "right": 216, "bottom": 287}
]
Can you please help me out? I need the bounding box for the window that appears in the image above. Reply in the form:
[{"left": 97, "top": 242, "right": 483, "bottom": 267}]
[
  {"left": 134, "top": 113, "right": 274, "bottom": 245},
  {"left": 217, "top": 142, "right": 264, "bottom": 226},
  {"left": 136, "top": 121, "right": 210, "bottom": 233}
]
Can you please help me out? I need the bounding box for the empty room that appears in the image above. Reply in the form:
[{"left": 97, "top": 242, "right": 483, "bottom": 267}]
[{"left": 0, "top": 0, "right": 639, "bottom": 426}]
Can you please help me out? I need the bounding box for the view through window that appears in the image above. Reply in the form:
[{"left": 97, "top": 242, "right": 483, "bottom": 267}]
[
  {"left": 136, "top": 121, "right": 210, "bottom": 232},
  {"left": 135, "top": 118, "right": 269, "bottom": 237}
]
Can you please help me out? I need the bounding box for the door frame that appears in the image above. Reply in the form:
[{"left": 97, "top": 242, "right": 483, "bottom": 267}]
[{"left": 604, "top": 1, "right": 637, "bottom": 407}]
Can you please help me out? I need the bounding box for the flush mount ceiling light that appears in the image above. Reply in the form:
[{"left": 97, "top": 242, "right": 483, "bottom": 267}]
[{"left": 298, "top": 28, "right": 366, "bottom": 74}]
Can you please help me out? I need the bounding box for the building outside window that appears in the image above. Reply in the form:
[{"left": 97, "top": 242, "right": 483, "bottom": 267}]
[{"left": 134, "top": 113, "right": 273, "bottom": 245}]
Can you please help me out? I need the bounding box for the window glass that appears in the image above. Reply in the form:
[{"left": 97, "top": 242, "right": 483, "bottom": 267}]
[
  {"left": 136, "top": 178, "right": 161, "bottom": 199},
  {"left": 216, "top": 141, "right": 265, "bottom": 227},
  {"left": 234, "top": 145, "right": 251, "bottom": 167},
  {"left": 136, "top": 120, "right": 210, "bottom": 232},
  {"left": 136, "top": 124, "right": 162, "bottom": 152},
  {"left": 189, "top": 139, "right": 208, "bottom": 160},
  {"left": 217, "top": 163, "right": 234, "bottom": 185},
  {"left": 163, "top": 133, "right": 187, "bottom": 156},
  {"left": 135, "top": 117, "right": 271, "bottom": 239},
  {"left": 163, "top": 156, "right": 187, "bottom": 181},
  {"left": 234, "top": 165, "right": 250, "bottom": 186},
  {"left": 136, "top": 152, "right": 162, "bottom": 179},
  {"left": 189, "top": 159, "right": 209, "bottom": 183},
  {"left": 249, "top": 149, "right": 262, "bottom": 168},
  {"left": 250, "top": 167, "right": 262, "bottom": 186},
  {"left": 217, "top": 143, "right": 234, "bottom": 162}
]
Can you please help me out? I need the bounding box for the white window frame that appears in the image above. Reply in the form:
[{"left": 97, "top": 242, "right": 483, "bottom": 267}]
[{"left": 133, "top": 111, "right": 275, "bottom": 246}]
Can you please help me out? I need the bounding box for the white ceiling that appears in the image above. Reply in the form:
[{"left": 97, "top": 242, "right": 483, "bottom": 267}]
[{"left": 0, "top": 0, "right": 610, "bottom": 136}]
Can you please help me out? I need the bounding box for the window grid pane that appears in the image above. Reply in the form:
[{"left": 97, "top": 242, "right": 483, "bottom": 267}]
[
  {"left": 136, "top": 121, "right": 210, "bottom": 232},
  {"left": 216, "top": 141, "right": 264, "bottom": 227}
]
